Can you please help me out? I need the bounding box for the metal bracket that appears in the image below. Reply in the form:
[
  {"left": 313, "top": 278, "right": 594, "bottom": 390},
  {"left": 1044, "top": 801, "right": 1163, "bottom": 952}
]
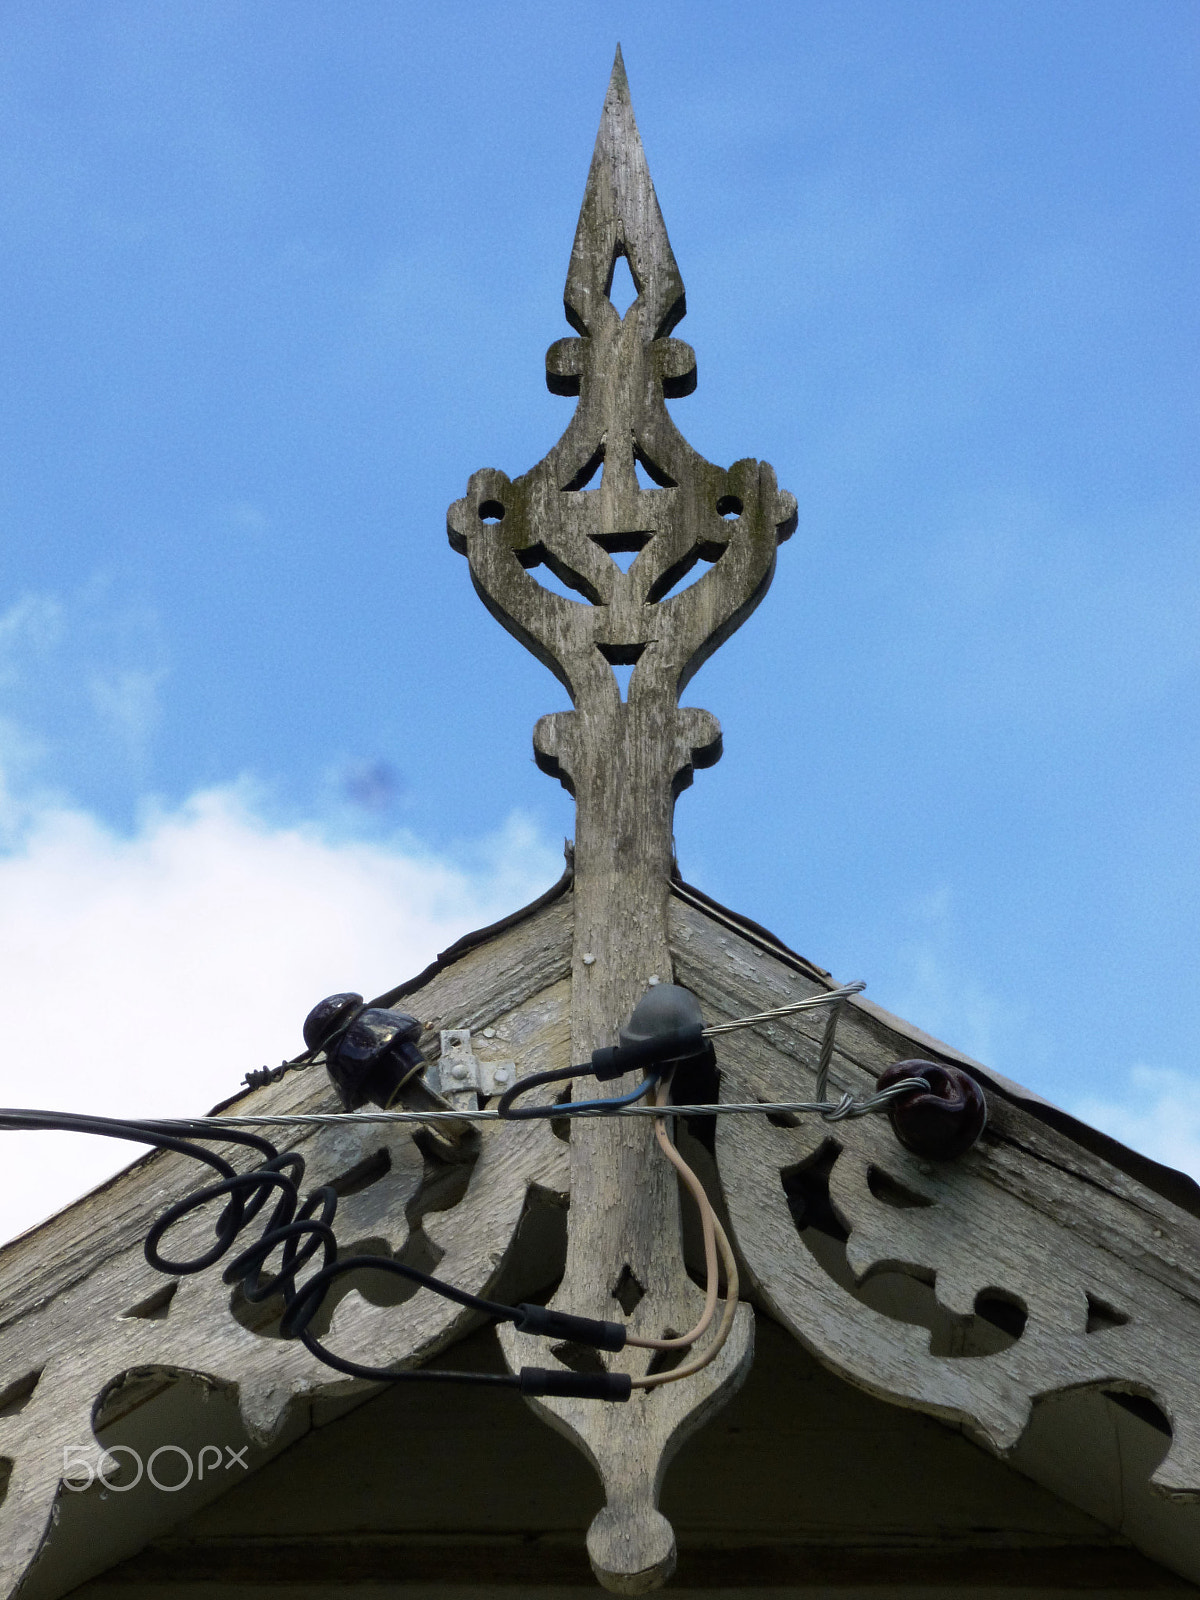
[{"left": 429, "top": 1030, "right": 516, "bottom": 1110}]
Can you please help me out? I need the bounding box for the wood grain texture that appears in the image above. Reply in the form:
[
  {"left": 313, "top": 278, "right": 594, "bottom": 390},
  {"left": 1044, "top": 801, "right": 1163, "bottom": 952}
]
[
  {"left": 63, "top": 1320, "right": 1196, "bottom": 1596},
  {"left": 10, "top": 35, "right": 1200, "bottom": 1600},
  {"left": 0, "top": 896, "right": 573, "bottom": 1337},
  {"left": 0, "top": 903, "right": 573, "bottom": 1600},
  {"left": 668, "top": 895, "right": 1200, "bottom": 1586},
  {"left": 445, "top": 50, "right": 795, "bottom": 1592}
]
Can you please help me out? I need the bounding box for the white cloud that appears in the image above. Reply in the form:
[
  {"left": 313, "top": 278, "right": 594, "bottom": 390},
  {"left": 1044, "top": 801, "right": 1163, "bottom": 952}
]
[
  {"left": 227, "top": 500, "right": 270, "bottom": 535},
  {"left": 879, "top": 942, "right": 1009, "bottom": 1066},
  {"left": 1074, "top": 1066, "right": 1200, "bottom": 1184},
  {"left": 862, "top": 892, "right": 1200, "bottom": 1185},
  {"left": 0, "top": 783, "right": 561, "bottom": 1243},
  {"left": 0, "top": 585, "right": 171, "bottom": 794}
]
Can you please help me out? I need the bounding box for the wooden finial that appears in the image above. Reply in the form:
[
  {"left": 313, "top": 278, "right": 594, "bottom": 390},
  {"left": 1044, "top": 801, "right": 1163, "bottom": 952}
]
[
  {"left": 563, "top": 45, "right": 686, "bottom": 345},
  {"left": 448, "top": 52, "right": 796, "bottom": 1593}
]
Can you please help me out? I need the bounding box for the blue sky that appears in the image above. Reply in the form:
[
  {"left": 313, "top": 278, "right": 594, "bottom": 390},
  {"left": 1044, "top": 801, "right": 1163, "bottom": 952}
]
[{"left": 0, "top": 1, "right": 1196, "bottom": 1236}]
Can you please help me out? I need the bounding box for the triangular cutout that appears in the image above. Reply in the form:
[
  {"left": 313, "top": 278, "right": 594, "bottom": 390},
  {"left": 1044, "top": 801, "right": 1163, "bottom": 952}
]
[
  {"left": 609, "top": 662, "right": 634, "bottom": 700},
  {"left": 591, "top": 530, "right": 650, "bottom": 574},
  {"left": 867, "top": 1165, "right": 935, "bottom": 1210},
  {"left": 551, "top": 1340, "right": 608, "bottom": 1376},
  {"left": 646, "top": 540, "right": 725, "bottom": 604},
  {"left": 613, "top": 1263, "right": 645, "bottom": 1315},
  {"left": 123, "top": 1281, "right": 178, "bottom": 1321},
  {"left": 607, "top": 252, "right": 639, "bottom": 316},
  {"left": 561, "top": 443, "right": 604, "bottom": 492},
  {"left": 565, "top": 47, "right": 685, "bottom": 338},
  {"left": 517, "top": 544, "right": 603, "bottom": 605},
  {"left": 0, "top": 1368, "right": 41, "bottom": 1416},
  {"left": 633, "top": 444, "right": 676, "bottom": 488},
  {"left": 645, "top": 1341, "right": 688, "bottom": 1377},
  {"left": 596, "top": 641, "right": 644, "bottom": 705},
  {"left": 1086, "top": 1292, "right": 1130, "bottom": 1333}
]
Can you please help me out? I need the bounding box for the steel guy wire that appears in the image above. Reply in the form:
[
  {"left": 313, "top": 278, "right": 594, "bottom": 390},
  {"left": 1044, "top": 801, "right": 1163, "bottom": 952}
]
[{"left": 120, "top": 1080, "right": 926, "bottom": 1134}]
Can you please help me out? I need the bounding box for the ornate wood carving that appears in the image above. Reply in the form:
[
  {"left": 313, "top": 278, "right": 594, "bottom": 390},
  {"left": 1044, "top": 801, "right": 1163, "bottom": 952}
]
[
  {"left": 668, "top": 897, "right": 1200, "bottom": 1511},
  {"left": 7, "top": 43, "right": 1200, "bottom": 1600},
  {"left": 0, "top": 908, "right": 573, "bottom": 1600},
  {"left": 449, "top": 49, "right": 793, "bottom": 1594}
]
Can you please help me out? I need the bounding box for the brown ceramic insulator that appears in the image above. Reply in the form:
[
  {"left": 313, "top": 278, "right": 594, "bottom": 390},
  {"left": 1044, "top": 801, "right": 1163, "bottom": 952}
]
[{"left": 876, "top": 1060, "right": 987, "bottom": 1161}]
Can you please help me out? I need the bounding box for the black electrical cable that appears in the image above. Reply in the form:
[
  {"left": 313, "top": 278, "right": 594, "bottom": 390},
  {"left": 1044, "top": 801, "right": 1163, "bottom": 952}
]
[
  {"left": 494, "top": 1062, "right": 578, "bottom": 1115},
  {"left": 0, "top": 1108, "right": 631, "bottom": 1400},
  {"left": 496, "top": 1065, "right": 663, "bottom": 1120},
  {"left": 495, "top": 1000, "right": 711, "bottom": 1122}
]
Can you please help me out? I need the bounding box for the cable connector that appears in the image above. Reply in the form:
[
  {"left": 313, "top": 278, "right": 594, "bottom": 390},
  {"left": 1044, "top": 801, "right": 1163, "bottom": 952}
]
[
  {"left": 591, "top": 984, "right": 707, "bottom": 1080},
  {"left": 513, "top": 1303, "right": 627, "bottom": 1351},
  {"left": 519, "top": 1367, "right": 632, "bottom": 1401},
  {"left": 591, "top": 1024, "right": 704, "bottom": 1081}
]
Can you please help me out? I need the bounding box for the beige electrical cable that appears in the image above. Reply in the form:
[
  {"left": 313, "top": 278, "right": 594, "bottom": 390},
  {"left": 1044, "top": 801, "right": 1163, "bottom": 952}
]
[
  {"left": 625, "top": 1079, "right": 719, "bottom": 1353},
  {"left": 629, "top": 1078, "right": 740, "bottom": 1389}
]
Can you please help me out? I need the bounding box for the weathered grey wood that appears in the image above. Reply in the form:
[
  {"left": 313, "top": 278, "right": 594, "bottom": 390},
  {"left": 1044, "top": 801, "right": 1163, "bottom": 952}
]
[
  {"left": 669, "top": 895, "right": 1200, "bottom": 1585},
  {"left": 0, "top": 894, "right": 573, "bottom": 1338},
  {"left": 448, "top": 50, "right": 794, "bottom": 1592},
  {"left": 64, "top": 1319, "right": 1199, "bottom": 1598},
  {"left": 671, "top": 896, "right": 1200, "bottom": 1301},
  {"left": 9, "top": 41, "right": 1200, "bottom": 1600},
  {"left": 54, "top": 1319, "right": 1197, "bottom": 1597},
  {"left": 0, "top": 906, "right": 574, "bottom": 1600}
]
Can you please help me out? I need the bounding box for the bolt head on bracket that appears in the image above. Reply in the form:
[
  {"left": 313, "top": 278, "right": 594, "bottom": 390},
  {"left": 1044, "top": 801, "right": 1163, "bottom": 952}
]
[{"left": 432, "top": 1030, "right": 517, "bottom": 1107}]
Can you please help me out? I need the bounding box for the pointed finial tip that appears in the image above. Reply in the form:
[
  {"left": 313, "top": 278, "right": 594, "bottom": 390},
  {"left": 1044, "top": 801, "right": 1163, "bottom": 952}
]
[{"left": 609, "top": 43, "right": 628, "bottom": 90}]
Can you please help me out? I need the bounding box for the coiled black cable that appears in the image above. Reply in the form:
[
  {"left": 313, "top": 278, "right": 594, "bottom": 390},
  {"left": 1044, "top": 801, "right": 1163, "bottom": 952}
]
[{"left": 0, "top": 1108, "right": 631, "bottom": 1400}]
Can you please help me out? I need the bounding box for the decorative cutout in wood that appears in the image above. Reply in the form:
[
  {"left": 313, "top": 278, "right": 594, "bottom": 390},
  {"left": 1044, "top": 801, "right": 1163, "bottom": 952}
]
[
  {"left": 450, "top": 48, "right": 794, "bottom": 1594},
  {"left": 0, "top": 951, "right": 574, "bottom": 1600},
  {"left": 721, "top": 1094, "right": 1200, "bottom": 1495},
  {"left": 661, "top": 896, "right": 1200, "bottom": 1511}
]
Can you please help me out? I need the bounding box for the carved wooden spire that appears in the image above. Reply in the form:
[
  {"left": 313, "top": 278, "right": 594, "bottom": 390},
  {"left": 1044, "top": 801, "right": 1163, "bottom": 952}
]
[
  {"left": 448, "top": 48, "right": 795, "bottom": 1594},
  {"left": 8, "top": 49, "right": 1200, "bottom": 1600}
]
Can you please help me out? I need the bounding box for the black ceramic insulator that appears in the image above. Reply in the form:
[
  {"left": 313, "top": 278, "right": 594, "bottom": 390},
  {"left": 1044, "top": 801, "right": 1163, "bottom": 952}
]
[
  {"left": 514, "top": 1304, "right": 627, "bottom": 1351},
  {"left": 303, "top": 992, "right": 364, "bottom": 1053},
  {"left": 519, "top": 1367, "right": 632, "bottom": 1402},
  {"left": 326, "top": 1007, "right": 426, "bottom": 1111},
  {"left": 876, "top": 1060, "right": 987, "bottom": 1161}
]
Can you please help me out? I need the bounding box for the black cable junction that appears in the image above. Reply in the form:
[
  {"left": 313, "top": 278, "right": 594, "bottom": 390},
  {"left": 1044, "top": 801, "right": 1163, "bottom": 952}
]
[
  {"left": 0, "top": 1028, "right": 689, "bottom": 1402},
  {"left": 2, "top": 981, "right": 969, "bottom": 1404},
  {"left": 0, "top": 1001, "right": 718, "bottom": 1404}
]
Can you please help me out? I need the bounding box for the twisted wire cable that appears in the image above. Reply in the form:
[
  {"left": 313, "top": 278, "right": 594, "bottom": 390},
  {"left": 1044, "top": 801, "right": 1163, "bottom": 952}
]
[
  {"left": 139, "top": 1077, "right": 927, "bottom": 1132},
  {"left": 0, "top": 981, "right": 929, "bottom": 1402}
]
